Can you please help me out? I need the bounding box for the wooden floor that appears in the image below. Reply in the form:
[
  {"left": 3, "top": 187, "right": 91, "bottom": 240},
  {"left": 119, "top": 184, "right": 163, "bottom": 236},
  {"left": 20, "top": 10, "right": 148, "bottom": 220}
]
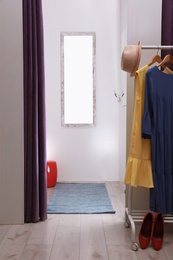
[{"left": 0, "top": 182, "right": 173, "bottom": 259}]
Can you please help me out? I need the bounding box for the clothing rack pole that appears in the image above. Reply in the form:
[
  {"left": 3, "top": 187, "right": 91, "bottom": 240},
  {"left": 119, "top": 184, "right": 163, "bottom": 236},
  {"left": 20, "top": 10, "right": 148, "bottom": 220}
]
[{"left": 142, "top": 45, "right": 173, "bottom": 50}]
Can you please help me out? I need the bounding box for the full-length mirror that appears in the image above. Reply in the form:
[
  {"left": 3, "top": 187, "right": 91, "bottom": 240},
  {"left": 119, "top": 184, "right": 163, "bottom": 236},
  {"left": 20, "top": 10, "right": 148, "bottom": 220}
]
[{"left": 61, "top": 32, "right": 96, "bottom": 126}]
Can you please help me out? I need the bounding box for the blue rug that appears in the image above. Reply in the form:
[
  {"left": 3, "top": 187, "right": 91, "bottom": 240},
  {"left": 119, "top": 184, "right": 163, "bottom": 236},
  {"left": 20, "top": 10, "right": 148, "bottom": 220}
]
[{"left": 47, "top": 182, "right": 115, "bottom": 214}]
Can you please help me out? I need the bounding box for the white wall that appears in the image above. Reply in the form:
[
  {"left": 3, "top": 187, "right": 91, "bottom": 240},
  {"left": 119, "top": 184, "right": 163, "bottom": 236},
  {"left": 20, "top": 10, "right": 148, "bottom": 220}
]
[
  {"left": 0, "top": 0, "right": 24, "bottom": 224},
  {"left": 126, "top": 0, "right": 162, "bottom": 152},
  {"left": 125, "top": 0, "right": 162, "bottom": 210},
  {"left": 43, "top": 0, "right": 125, "bottom": 182},
  {"left": 118, "top": 0, "right": 128, "bottom": 183}
]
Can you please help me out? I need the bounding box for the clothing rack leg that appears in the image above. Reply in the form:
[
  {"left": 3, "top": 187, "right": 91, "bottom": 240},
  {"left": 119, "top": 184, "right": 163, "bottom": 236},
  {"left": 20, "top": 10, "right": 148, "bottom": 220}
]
[
  {"left": 125, "top": 207, "right": 138, "bottom": 251},
  {"left": 124, "top": 186, "right": 138, "bottom": 251}
]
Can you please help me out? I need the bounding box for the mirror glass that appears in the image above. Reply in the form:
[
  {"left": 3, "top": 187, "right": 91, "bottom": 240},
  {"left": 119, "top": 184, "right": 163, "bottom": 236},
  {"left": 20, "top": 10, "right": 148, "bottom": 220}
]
[{"left": 61, "top": 32, "right": 96, "bottom": 126}]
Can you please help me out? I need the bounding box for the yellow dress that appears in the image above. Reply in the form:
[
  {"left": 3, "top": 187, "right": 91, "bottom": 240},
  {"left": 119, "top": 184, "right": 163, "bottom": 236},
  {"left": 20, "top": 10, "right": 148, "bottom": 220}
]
[
  {"left": 124, "top": 65, "right": 153, "bottom": 187},
  {"left": 124, "top": 65, "right": 173, "bottom": 188}
]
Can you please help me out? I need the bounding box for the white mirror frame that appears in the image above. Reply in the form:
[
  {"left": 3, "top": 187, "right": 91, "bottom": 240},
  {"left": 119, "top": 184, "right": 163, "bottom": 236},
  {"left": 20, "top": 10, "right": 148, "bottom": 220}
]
[{"left": 61, "top": 32, "right": 96, "bottom": 127}]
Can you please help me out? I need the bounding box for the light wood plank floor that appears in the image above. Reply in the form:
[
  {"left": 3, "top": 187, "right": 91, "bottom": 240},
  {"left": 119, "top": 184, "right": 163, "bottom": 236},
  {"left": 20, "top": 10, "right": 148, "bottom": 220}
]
[{"left": 0, "top": 182, "right": 173, "bottom": 259}]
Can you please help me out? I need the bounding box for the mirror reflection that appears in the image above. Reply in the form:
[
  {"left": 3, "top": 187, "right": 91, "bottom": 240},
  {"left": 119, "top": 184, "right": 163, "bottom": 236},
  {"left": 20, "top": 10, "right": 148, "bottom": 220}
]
[{"left": 61, "top": 32, "right": 96, "bottom": 126}]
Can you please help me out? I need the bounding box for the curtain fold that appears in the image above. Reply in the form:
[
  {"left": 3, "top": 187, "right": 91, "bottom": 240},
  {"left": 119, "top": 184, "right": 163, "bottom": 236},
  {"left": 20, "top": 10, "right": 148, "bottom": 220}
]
[
  {"left": 23, "top": 0, "right": 47, "bottom": 223},
  {"left": 161, "top": 0, "right": 173, "bottom": 69}
]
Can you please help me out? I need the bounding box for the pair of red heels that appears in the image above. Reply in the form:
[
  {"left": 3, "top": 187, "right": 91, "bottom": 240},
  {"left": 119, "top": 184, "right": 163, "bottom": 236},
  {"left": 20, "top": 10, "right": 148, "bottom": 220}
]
[{"left": 138, "top": 212, "right": 164, "bottom": 250}]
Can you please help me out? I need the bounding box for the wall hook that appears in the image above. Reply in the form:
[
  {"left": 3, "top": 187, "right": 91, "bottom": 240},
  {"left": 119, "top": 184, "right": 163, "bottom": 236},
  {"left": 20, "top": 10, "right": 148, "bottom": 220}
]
[{"left": 114, "top": 90, "right": 124, "bottom": 103}]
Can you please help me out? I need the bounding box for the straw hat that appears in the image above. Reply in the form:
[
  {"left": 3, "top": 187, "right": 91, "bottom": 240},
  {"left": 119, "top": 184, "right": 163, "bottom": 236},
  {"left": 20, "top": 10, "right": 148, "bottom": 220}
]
[{"left": 121, "top": 41, "right": 142, "bottom": 77}]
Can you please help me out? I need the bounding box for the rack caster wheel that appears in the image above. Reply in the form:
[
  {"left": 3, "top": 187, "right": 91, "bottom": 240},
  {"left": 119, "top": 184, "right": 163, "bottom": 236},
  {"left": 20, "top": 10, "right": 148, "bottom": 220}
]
[
  {"left": 131, "top": 242, "right": 138, "bottom": 251},
  {"left": 124, "top": 222, "right": 130, "bottom": 228}
]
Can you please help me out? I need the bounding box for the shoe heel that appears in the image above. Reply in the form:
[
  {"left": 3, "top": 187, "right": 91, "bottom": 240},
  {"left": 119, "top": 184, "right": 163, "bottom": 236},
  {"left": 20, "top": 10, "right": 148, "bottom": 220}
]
[
  {"left": 138, "top": 212, "right": 153, "bottom": 249},
  {"left": 152, "top": 213, "right": 164, "bottom": 251}
]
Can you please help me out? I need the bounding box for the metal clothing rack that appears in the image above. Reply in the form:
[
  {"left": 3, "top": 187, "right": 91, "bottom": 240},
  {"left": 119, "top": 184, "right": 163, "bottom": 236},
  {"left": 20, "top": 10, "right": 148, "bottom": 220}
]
[{"left": 125, "top": 44, "right": 173, "bottom": 251}]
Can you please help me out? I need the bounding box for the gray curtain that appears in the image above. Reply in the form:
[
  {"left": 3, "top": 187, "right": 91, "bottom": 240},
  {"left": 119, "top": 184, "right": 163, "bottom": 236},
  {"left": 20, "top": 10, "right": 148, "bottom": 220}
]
[
  {"left": 161, "top": 0, "right": 173, "bottom": 69},
  {"left": 23, "top": 0, "right": 47, "bottom": 222}
]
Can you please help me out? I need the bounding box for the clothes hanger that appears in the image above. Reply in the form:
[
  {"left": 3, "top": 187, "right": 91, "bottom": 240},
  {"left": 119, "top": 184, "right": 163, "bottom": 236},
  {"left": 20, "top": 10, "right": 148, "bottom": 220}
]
[
  {"left": 148, "top": 54, "right": 163, "bottom": 66},
  {"left": 147, "top": 46, "right": 166, "bottom": 68},
  {"left": 157, "top": 54, "right": 173, "bottom": 68}
]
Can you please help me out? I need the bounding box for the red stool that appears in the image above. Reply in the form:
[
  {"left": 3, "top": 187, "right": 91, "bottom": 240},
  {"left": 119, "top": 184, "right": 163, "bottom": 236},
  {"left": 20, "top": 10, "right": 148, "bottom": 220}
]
[{"left": 47, "top": 161, "right": 58, "bottom": 188}]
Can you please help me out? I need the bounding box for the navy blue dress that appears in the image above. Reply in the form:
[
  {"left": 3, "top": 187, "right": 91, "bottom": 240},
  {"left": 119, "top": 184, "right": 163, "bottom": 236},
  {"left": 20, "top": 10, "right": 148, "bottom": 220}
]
[{"left": 142, "top": 66, "right": 173, "bottom": 214}]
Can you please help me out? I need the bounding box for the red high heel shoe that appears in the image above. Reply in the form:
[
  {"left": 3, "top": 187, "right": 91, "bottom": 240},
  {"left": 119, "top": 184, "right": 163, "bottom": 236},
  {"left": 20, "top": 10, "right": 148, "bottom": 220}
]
[
  {"left": 152, "top": 213, "right": 164, "bottom": 251},
  {"left": 138, "top": 212, "right": 153, "bottom": 249}
]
